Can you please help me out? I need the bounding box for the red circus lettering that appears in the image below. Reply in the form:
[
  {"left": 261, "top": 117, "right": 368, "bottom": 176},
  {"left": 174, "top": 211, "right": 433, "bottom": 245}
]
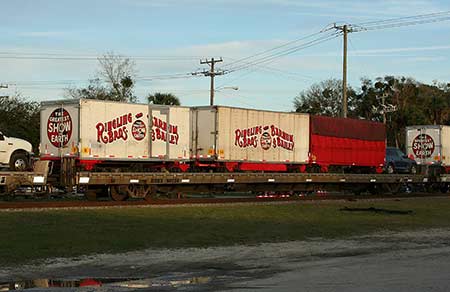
[
  {"left": 152, "top": 117, "right": 180, "bottom": 145},
  {"left": 96, "top": 113, "right": 132, "bottom": 144}
]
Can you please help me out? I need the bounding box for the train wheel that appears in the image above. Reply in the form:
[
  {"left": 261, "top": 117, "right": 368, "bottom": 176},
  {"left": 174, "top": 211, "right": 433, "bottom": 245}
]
[
  {"left": 143, "top": 186, "right": 157, "bottom": 202},
  {"left": 386, "top": 164, "right": 395, "bottom": 174},
  {"left": 369, "top": 185, "right": 381, "bottom": 195},
  {"left": 85, "top": 189, "right": 98, "bottom": 201},
  {"left": 383, "top": 183, "right": 402, "bottom": 195},
  {"left": 110, "top": 186, "right": 129, "bottom": 201}
]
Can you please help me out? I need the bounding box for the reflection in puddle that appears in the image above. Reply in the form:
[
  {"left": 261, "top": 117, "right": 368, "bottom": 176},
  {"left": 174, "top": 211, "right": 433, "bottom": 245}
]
[{"left": 0, "top": 276, "right": 211, "bottom": 291}]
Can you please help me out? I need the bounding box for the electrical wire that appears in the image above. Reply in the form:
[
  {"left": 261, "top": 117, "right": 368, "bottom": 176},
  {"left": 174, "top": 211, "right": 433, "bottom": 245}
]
[
  {"left": 354, "top": 10, "right": 450, "bottom": 26},
  {"left": 0, "top": 52, "right": 202, "bottom": 61},
  {"left": 224, "top": 32, "right": 341, "bottom": 73},
  {"left": 222, "top": 30, "right": 327, "bottom": 69},
  {"left": 352, "top": 11, "right": 450, "bottom": 32}
]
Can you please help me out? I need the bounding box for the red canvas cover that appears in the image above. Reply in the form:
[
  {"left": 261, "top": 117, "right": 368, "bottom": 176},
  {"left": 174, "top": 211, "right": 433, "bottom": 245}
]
[
  {"left": 311, "top": 115, "right": 385, "bottom": 141},
  {"left": 310, "top": 116, "right": 386, "bottom": 167}
]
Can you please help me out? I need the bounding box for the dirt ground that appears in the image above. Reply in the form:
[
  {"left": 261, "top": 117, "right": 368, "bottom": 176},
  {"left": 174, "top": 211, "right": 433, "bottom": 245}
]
[{"left": 1, "top": 229, "right": 450, "bottom": 291}]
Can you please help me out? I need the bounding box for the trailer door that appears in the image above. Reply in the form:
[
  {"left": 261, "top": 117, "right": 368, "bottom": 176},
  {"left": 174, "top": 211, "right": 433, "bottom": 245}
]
[{"left": 406, "top": 126, "right": 442, "bottom": 165}]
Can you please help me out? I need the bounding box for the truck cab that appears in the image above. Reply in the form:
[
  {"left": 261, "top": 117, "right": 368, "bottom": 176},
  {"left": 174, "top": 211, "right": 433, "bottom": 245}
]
[{"left": 0, "top": 131, "right": 33, "bottom": 171}]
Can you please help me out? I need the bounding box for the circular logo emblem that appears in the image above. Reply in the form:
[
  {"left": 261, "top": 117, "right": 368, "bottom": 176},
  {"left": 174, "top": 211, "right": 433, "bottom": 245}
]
[
  {"left": 132, "top": 120, "right": 146, "bottom": 141},
  {"left": 47, "top": 108, "right": 72, "bottom": 147},
  {"left": 412, "top": 134, "right": 435, "bottom": 159},
  {"left": 260, "top": 132, "right": 272, "bottom": 150}
]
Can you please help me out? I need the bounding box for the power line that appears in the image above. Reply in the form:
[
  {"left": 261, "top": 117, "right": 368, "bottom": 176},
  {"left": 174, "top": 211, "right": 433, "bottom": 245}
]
[
  {"left": 354, "top": 10, "right": 450, "bottom": 26},
  {"left": 224, "top": 32, "right": 341, "bottom": 73},
  {"left": 222, "top": 30, "right": 328, "bottom": 69},
  {"left": 0, "top": 53, "right": 203, "bottom": 61},
  {"left": 5, "top": 72, "right": 202, "bottom": 87},
  {"left": 351, "top": 11, "right": 450, "bottom": 32},
  {"left": 328, "top": 10, "right": 450, "bottom": 118},
  {"left": 225, "top": 57, "right": 313, "bottom": 81}
]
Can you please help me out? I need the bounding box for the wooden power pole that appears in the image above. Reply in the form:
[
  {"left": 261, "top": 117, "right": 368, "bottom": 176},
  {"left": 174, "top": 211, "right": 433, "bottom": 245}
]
[
  {"left": 334, "top": 24, "right": 352, "bottom": 118},
  {"left": 342, "top": 25, "right": 348, "bottom": 118},
  {"left": 199, "top": 58, "right": 224, "bottom": 106}
]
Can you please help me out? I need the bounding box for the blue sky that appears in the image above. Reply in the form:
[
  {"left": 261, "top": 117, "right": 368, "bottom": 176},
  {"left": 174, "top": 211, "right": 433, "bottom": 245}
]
[{"left": 1, "top": 0, "right": 449, "bottom": 111}]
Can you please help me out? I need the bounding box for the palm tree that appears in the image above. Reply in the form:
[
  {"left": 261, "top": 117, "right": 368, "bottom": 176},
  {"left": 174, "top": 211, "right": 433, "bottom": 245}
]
[{"left": 147, "top": 92, "right": 181, "bottom": 105}]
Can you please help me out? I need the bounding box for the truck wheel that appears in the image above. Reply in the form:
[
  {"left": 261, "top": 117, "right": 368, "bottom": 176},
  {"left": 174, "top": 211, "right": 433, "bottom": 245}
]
[
  {"left": 410, "top": 165, "right": 417, "bottom": 174},
  {"left": 386, "top": 163, "right": 395, "bottom": 174},
  {"left": 9, "top": 152, "right": 29, "bottom": 171}
]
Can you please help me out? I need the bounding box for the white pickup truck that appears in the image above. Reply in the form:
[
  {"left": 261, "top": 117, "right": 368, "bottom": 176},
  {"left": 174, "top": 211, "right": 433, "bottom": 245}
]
[{"left": 0, "top": 132, "right": 33, "bottom": 171}]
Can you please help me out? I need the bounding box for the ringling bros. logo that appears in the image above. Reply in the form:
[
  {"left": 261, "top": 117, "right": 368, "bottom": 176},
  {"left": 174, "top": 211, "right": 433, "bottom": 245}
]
[
  {"left": 95, "top": 113, "right": 179, "bottom": 145},
  {"left": 235, "top": 125, "right": 294, "bottom": 151},
  {"left": 47, "top": 108, "right": 73, "bottom": 147}
]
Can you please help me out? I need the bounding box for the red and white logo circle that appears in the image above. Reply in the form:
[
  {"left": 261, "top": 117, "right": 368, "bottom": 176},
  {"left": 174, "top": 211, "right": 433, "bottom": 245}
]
[
  {"left": 47, "top": 108, "right": 72, "bottom": 147},
  {"left": 132, "top": 120, "right": 146, "bottom": 141},
  {"left": 260, "top": 132, "right": 272, "bottom": 150},
  {"left": 412, "top": 134, "right": 435, "bottom": 158}
]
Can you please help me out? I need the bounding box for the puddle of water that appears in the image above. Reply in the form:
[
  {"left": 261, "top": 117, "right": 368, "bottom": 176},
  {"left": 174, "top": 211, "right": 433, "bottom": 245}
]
[{"left": 0, "top": 275, "right": 212, "bottom": 291}]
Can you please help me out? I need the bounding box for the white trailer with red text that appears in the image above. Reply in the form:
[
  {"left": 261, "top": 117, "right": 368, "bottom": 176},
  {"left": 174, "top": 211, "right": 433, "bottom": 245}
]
[{"left": 406, "top": 125, "right": 450, "bottom": 174}]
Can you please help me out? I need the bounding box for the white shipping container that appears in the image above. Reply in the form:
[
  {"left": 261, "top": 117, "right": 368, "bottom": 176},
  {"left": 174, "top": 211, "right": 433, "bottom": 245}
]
[
  {"left": 40, "top": 99, "right": 191, "bottom": 161},
  {"left": 192, "top": 106, "right": 310, "bottom": 164},
  {"left": 406, "top": 125, "right": 450, "bottom": 166}
]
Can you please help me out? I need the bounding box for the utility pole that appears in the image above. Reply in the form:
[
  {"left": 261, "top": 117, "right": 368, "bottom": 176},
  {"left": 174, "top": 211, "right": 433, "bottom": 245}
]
[
  {"left": 198, "top": 58, "right": 224, "bottom": 106},
  {"left": 333, "top": 24, "right": 353, "bottom": 118},
  {"left": 381, "top": 93, "right": 387, "bottom": 124}
]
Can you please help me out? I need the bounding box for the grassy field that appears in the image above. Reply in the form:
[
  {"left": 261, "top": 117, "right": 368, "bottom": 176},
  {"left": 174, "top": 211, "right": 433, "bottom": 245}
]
[{"left": 1, "top": 197, "right": 450, "bottom": 265}]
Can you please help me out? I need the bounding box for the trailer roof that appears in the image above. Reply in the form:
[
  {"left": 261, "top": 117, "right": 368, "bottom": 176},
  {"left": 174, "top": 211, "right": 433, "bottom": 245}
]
[{"left": 40, "top": 98, "right": 191, "bottom": 108}]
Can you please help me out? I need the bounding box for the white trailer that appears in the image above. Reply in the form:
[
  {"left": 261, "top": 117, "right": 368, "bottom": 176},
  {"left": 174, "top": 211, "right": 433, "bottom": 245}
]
[
  {"left": 40, "top": 99, "right": 191, "bottom": 162},
  {"left": 406, "top": 125, "right": 450, "bottom": 170},
  {"left": 192, "top": 106, "right": 310, "bottom": 167}
]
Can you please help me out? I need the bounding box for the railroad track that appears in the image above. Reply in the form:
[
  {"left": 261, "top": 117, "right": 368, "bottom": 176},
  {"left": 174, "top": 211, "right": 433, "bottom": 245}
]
[{"left": 0, "top": 192, "right": 447, "bottom": 211}]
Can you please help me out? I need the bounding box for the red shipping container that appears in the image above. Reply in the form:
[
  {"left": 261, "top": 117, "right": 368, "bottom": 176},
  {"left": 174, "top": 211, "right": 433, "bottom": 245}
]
[{"left": 310, "top": 115, "right": 386, "bottom": 170}]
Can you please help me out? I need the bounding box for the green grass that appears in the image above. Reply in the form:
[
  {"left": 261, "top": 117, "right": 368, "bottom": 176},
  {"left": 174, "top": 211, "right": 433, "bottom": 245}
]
[{"left": 1, "top": 198, "right": 450, "bottom": 265}]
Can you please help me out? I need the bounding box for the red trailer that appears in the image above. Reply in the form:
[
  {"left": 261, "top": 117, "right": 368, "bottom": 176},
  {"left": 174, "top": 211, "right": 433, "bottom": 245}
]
[{"left": 309, "top": 116, "right": 386, "bottom": 173}]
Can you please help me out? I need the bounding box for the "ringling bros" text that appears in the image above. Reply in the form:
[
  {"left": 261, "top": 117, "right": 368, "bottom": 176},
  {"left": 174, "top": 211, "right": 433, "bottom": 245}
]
[{"left": 235, "top": 125, "right": 294, "bottom": 150}]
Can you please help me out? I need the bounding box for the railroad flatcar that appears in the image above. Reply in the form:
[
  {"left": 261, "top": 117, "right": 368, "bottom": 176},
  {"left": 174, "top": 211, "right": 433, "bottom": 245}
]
[{"left": 40, "top": 100, "right": 386, "bottom": 173}]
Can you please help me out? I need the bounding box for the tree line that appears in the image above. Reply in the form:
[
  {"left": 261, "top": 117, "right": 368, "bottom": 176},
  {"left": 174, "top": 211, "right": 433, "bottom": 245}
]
[{"left": 294, "top": 77, "right": 450, "bottom": 149}]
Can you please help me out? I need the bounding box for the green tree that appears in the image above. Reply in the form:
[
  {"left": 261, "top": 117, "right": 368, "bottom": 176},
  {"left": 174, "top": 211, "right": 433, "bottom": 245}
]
[
  {"left": 417, "top": 83, "right": 449, "bottom": 125},
  {"left": 294, "top": 76, "right": 450, "bottom": 150},
  {"left": 147, "top": 92, "right": 181, "bottom": 105},
  {"left": 0, "top": 93, "right": 40, "bottom": 151},
  {"left": 293, "top": 79, "right": 357, "bottom": 117}
]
